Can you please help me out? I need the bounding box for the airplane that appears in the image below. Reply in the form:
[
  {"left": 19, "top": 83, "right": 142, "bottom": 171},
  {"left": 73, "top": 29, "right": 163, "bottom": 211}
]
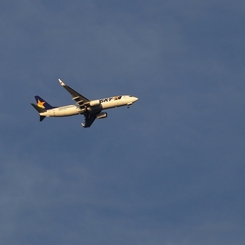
[{"left": 31, "top": 79, "right": 138, "bottom": 128}]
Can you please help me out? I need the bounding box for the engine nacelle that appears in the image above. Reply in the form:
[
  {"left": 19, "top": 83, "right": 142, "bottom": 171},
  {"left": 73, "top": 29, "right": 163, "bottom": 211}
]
[
  {"left": 89, "top": 100, "right": 101, "bottom": 107},
  {"left": 96, "top": 112, "right": 107, "bottom": 119}
]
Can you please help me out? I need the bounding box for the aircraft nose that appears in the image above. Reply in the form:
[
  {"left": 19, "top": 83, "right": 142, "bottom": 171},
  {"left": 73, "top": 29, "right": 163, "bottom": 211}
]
[{"left": 134, "top": 97, "right": 139, "bottom": 102}]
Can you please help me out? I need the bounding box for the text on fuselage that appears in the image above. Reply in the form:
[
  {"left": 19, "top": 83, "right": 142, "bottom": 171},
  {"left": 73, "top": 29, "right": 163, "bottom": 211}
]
[{"left": 100, "top": 96, "right": 122, "bottom": 103}]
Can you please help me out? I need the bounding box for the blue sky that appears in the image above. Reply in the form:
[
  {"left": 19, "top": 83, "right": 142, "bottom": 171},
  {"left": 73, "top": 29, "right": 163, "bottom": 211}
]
[{"left": 1, "top": 1, "right": 245, "bottom": 244}]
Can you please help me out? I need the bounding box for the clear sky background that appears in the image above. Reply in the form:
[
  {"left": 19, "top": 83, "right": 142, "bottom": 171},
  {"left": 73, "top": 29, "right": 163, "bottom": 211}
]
[{"left": 1, "top": 1, "right": 245, "bottom": 244}]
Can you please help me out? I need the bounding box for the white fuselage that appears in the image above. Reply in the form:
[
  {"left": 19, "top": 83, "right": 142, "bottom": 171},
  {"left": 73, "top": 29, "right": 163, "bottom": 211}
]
[{"left": 40, "top": 95, "right": 138, "bottom": 118}]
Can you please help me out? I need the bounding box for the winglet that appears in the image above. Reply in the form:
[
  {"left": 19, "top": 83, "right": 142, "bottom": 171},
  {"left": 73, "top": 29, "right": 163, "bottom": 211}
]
[{"left": 58, "top": 79, "right": 65, "bottom": 86}]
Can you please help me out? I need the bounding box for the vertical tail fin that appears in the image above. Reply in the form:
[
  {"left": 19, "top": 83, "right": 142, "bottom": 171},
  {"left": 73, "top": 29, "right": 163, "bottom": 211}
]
[{"left": 34, "top": 96, "right": 56, "bottom": 110}]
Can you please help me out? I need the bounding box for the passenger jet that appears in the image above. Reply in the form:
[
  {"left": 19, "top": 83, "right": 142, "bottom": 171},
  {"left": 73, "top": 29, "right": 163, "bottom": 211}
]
[{"left": 31, "top": 79, "right": 138, "bottom": 128}]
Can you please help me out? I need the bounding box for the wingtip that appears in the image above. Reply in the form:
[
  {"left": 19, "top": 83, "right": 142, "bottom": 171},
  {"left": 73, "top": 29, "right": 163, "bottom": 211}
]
[{"left": 58, "top": 79, "right": 65, "bottom": 86}]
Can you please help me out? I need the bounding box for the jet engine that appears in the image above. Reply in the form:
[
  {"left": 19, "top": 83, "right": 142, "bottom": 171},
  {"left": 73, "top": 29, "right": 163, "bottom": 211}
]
[
  {"left": 96, "top": 112, "right": 107, "bottom": 119},
  {"left": 89, "top": 100, "right": 101, "bottom": 107}
]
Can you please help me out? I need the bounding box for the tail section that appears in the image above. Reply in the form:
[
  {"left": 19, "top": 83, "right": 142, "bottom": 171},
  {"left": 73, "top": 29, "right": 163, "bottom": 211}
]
[
  {"left": 34, "top": 96, "right": 56, "bottom": 110},
  {"left": 31, "top": 96, "right": 56, "bottom": 122}
]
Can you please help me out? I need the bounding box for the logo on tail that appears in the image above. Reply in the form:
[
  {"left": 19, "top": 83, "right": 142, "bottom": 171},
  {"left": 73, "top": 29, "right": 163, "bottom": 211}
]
[
  {"left": 37, "top": 99, "right": 46, "bottom": 108},
  {"left": 34, "top": 96, "right": 55, "bottom": 110}
]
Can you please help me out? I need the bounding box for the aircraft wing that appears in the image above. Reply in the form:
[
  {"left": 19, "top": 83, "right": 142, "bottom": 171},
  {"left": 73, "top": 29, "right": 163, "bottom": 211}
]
[
  {"left": 82, "top": 113, "right": 98, "bottom": 128},
  {"left": 58, "top": 79, "right": 90, "bottom": 107}
]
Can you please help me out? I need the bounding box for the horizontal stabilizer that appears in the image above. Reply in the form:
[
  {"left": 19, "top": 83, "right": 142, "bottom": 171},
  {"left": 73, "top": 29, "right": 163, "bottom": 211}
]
[
  {"left": 40, "top": 116, "right": 46, "bottom": 122},
  {"left": 31, "top": 104, "right": 46, "bottom": 122}
]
